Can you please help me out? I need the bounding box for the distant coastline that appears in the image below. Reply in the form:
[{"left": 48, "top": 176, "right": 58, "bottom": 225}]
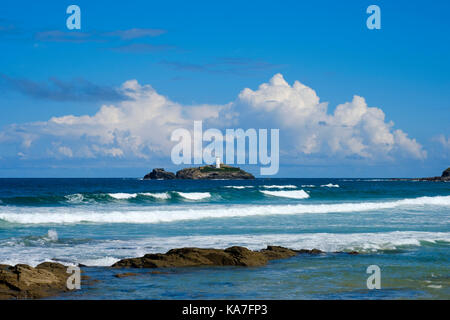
[{"left": 391, "top": 167, "right": 450, "bottom": 182}]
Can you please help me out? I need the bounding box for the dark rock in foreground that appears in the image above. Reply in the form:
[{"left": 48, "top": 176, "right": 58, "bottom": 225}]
[
  {"left": 176, "top": 165, "right": 255, "bottom": 180},
  {"left": 391, "top": 167, "right": 450, "bottom": 182},
  {"left": 0, "top": 262, "right": 70, "bottom": 299},
  {"left": 112, "top": 246, "right": 302, "bottom": 269},
  {"left": 143, "top": 168, "right": 176, "bottom": 180}
]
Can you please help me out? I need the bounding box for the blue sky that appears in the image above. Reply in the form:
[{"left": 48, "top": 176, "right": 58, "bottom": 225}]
[{"left": 0, "top": 0, "right": 449, "bottom": 177}]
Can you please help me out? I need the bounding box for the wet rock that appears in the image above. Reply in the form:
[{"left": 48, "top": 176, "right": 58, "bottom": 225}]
[
  {"left": 260, "top": 246, "right": 298, "bottom": 260},
  {"left": 0, "top": 262, "right": 70, "bottom": 299},
  {"left": 296, "top": 249, "right": 323, "bottom": 254},
  {"left": 112, "top": 246, "right": 297, "bottom": 269}
]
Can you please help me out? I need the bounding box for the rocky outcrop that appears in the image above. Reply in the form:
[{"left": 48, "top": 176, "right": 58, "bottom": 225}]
[
  {"left": 0, "top": 262, "right": 70, "bottom": 299},
  {"left": 392, "top": 167, "right": 450, "bottom": 182},
  {"left": 176, "top": 165, "right": 255, "bottom": 180},
  {"left": 143, "top": 165, "right": 254, "bottom": 180},
  {"left": 143, "top": 168, "right": 176, "bottom": 180},
  {"left": 112, "top": 246, "right": 298, "bottom": 269}
]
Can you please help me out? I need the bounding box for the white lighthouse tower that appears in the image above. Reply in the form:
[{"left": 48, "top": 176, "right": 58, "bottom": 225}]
[{"left": 215, "top": 156, "right": 221, "bottom": 169}]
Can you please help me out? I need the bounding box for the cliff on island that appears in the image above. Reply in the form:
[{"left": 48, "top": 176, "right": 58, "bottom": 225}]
[
  {"left": 143, "top": 165, "right": 255, "bottom": 180},
  {"left": 143, "top": 168, "right": 176, "bottom": 180},
  {"left": 392, "top": 167, "right": 450, "bottom": 182}
]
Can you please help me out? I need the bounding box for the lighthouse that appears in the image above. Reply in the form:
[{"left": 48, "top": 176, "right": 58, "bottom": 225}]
[{"left": 215, "top": 157, "right": 221, "bottom": 169}]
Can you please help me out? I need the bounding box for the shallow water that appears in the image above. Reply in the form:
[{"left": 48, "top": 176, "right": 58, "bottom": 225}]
[{"left": 0, "top": 178, "right": 449, "bottom": 299}]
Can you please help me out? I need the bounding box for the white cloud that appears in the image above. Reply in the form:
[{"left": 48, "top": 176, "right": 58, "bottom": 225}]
[
  {"left": 238, "top": 74, "right": 426, "bottom": 160},
  {"left": 2, "top": 79, "right": 227, "bottom": 160},
  {"left": 0, "top": 74, "right": 426, "bottom": 164}
]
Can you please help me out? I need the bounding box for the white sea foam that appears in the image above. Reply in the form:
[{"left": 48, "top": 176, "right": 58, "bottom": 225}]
[
  {"left": 46, "top": 229, "right": 58, "bottom": 241},
  {"left": 427, "top": 285, "right": 443, "bottom": 289},
  {"left": 224, "top": 186, "right": 254, "bottom": 189},
  {"left": 139, "top": 192, "right": 170, "bottom": 200},
  {"left": 176, "top": 192, "right": 211, "bottom": 200},
  {"left": 108, "top": 193, "right": 138, "bottom": 199},
  {"left": 78, "top": 256, "right": 121, "bottom": 267},
  {"left": 261, "top": 185, "right": 297, "bottom": 189},
  {"left": 301, "top": 185, "right": 316, "bottom": 188},
  {"left": 138, "top": 231, "right": 450, "bottom": 253},
  {"left": 0, "top": 231, "right": 449, "bottom": 267},
  {"left": 1, "top": 195, "right": 449, "bottom": 225},
  {"left": 321, "top": 183, "right": 340, "bottom": 188},
  {"left": 64, "top": 193, "right": 85, "bottom": 203},
  {"left": 261, "top": 190, "right": 310, "bottom": 199}
]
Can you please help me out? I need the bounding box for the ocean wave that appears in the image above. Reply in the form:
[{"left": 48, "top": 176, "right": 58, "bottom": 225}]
[
  {"left": 261, "top": 185, "right": 297, "bottom": 189},
  {"left": 64, "top": 193, "right": 85, "bottom": 203},
  {"left": 224, "top": 186, "right": 254, "bottom": 189},
  {"left": 175, "top": 192, "right": 211, "bottom": 200},
  {"left": 260, "top": 190, "right": 310, "bottom": 199},
  {"left": 139, "top": 192, "right": 171, "bottom": 200},
  {"left": 1, "top": 195, "right": 449, "bottom": 225},
  {"left": 108, "top": 193, "right": 138, "bottom": 200},
  {"left": 1, "top": 231, "right": 449, "bottom": 267}
]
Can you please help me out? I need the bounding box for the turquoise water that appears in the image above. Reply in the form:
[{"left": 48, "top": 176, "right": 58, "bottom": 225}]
[{"left": 0, "top": 178, "right": 449, "bottom": 299}]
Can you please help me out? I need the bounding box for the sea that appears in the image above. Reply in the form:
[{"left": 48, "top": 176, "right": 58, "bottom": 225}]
[{"left": 0, "top": 178, "right": 448, "bottom": 299}]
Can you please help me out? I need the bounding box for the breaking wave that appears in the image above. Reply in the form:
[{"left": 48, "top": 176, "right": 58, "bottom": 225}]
[
  {"left": 108, "top": 193, "right": 138, "bottom": 200},
  {"left": 0, "top": 195, "right": 449, "bottom": 225},
  {"left": 261, "top": 185, "right": 297, "bottom": 189},
  {"left": 321, "top": 183, "right": 340, "bottom": 188},
  {"left": 175, "top": 192, "right": 211, "bottom": 200},
  {"left": 260, "top": 190, "right": 310, "bottom": 199},
  {"left": 1, "top": 231, "right": 449, "bottom": 267},
  {"left": 139, "top": 192, "right": 171, "bottom": 200}
]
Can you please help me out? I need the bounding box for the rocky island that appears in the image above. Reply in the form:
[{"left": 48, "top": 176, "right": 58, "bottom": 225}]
[
  {"left": 143, "top": 165, "right": 255, "bottom": 180},
  {"left": 143, "top": 168, "right": 176, "bottom": 180}
]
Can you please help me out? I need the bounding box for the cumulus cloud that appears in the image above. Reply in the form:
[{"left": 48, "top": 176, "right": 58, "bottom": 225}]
[
  {"left": 0, "top": 79, "right": 228, "bottom": 160},
  {"left": 238, "top": 74, "right": 427, "bottom": 160},
  {"left": 0, "top": 74, "right": 426, "bottom": 164}
]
